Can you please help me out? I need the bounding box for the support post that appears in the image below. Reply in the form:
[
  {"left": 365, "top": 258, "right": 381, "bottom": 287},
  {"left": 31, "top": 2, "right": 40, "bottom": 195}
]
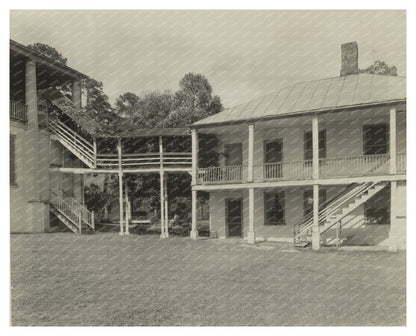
[
  {"left": 389, "top": 180, "right": 398, "bottom": 251},
  {"left": 117, "top": 138, "right": 124, "bottom": 236},
  {"left": 191, "top": 190, "right": 198, "bottom": 240},
  {"left": 125, "top": 180, "right": 129, "bottom": 235},
  {"left": 247, "top": 187, "right": 255, "bottom": 244},
  {"left": 248, "top": 124, "right": 254, "bottom": 182},
  {"left": 164, "top": 174, "right": 169, "bottom": 237},
  {"left": 159, "top": 136, "right": 166, "bottom": 238},
  {"left": 72, "top": 79, "right": 82, "bottom": 109},
  {"left": 312, "top": 184, "right": 320, "bottom": 250},
  {"left": 312, "top": 115, "right": 319, "bottom": 180},
  {"left": 390, "top": 107, "right": 397, "bottom": 174},
  {"left": 93, "top": 138, "right": 97, "bottom": 168},
  {"left": 191, "top": 129, "right": 199, "bottom": 185},
  {"left": 91, "top": 211, "right": 95, "bottom": 231}
]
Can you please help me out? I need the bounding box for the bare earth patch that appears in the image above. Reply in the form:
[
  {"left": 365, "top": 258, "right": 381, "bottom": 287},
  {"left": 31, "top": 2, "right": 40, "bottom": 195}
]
[{"left": 10, "top": 233, "right": 406, "bottom": 326}]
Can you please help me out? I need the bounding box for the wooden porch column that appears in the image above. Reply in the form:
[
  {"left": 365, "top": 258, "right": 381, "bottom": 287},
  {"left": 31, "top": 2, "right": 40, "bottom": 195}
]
[
  {"left": 390, "top": 106, "right": 397, "bottom": 174},
  {"left": 191, "top": 129, "right": 199, "bottom": 240},
  {"left": 389, "top": 180, "right": 398, "bottom": 251},
  {"left": 26, "top": 59, "right": 39, "bottom": 200},
  {"left": 93, "top": 138, "right": 97, "bottom": 168},
  {"left": 117, "top": 138, "right": 124, "bottom": 235},
  {"left": 191, "top": 129, "right": 199, "bottom": 185},
  {"left": 191, "top": 190, "right": 198, "bottom": 240},
  {"left": 247, "top": 187, "right": 255, "bottom": 244},
  {"left": 72, "top": 79, "right": 82, "bottom": 109},
  {"left": 159, "top": 136, "right": 166, "bottom": 238},
  {"left": 312, "top": 115, "right": 319, "bottom": 180},
  {"left": 312, "top": 184, "right": 320, "bottom": 250},
  {"left": 311, "top": 115, "right": 320, "bottom": 250},
  {"left": 248, "top": 124, "right": 254, "bottom": 182},
  {"left": 164, "top": 174, "right": 169, "bottom": 238},
  {"left": 124, "top": 180, "right": 129, "bottom": 235}
]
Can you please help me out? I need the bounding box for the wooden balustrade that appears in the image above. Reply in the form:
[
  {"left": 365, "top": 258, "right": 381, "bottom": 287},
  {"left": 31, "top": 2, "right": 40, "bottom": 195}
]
[
  {"left": 96, "top": 152, "right": 192, "bottom": 168},
  {"left": 10, "top": 100, "right": 28, "bottom": 122},
  {"left": 195, "top": 154, "right": 399, "bottom": 185},
  {"left": 319, "top": 154, "right": 390, "bottom": 178},
  {"left": 197, "top": 165, "right": 248, "bottom": 183},
  {"left": 253, "top": 161, "right": 313, "bottom": 182}
]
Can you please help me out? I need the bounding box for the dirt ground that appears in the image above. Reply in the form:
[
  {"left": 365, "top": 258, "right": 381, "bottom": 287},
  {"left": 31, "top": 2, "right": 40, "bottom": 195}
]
[{"left": 10, "top": 233, "right": 406, "bottom": 326}]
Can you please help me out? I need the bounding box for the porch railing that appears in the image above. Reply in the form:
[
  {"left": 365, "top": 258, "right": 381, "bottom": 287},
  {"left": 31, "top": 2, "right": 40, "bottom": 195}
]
[
  {"left": 253, "top": 160, "right": 313, "bottom": 182},
  {"left": 319, "top": 154, "right": 390, "bottom": 178},
  {"left": 10, "top": 100, "right": 28, "bottom": 123},
  {"left": 96, "top": 152, "right": 192, "bottom": 168},
  {"left": 195, "top": 154, "right": 401, "bottom": 185},
  {"left": 397, "top": 153, "right": 406, "bottom": 173},
  {"left": 197, "top": 165, "right": 248, "bottom": 184}
]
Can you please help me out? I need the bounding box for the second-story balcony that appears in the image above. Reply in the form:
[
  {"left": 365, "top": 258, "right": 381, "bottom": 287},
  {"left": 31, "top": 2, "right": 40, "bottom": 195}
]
[
  {"left": 196, "top": 153, "right": 405, "bottom": 185},
  {"left": 10, "top": 100, "right": 28, "bottom": 123}
]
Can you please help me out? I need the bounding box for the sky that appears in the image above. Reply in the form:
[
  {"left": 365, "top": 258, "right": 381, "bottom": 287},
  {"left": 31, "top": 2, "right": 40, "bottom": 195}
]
[{"left": 9, "top": 10, "right": 406, "bottom": 109}]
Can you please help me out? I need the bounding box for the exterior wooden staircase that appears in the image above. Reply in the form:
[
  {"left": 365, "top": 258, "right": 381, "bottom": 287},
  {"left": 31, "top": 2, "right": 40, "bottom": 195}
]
[
  {"left": 49, "top": 116, "right": 96, "bottom": 168},
  {"left": 49, "top": 189, "right": 95, "bottom": 234},
  {"left": 294, "top": 181, "right": 388, "bottom": 247}
]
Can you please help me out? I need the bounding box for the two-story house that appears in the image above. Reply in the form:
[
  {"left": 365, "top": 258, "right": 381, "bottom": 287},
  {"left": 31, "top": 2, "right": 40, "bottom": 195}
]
[
  {"left": 189, "top": 42, "right": 406, "bottom": 251},
  {"left": 10, "top": 39, "right": 88, "bottom": 233}
]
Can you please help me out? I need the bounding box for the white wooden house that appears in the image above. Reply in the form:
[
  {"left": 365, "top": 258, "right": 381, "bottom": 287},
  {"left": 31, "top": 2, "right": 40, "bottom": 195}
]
[
  {"left": 10, "top": 39, "right": 192, "bottom": 236},
  {"left": 189, "top": 42, "right": 406, "bottom": 251}
]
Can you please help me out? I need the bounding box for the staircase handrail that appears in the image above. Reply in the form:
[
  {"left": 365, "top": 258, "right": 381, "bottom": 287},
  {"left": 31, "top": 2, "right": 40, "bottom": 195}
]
[
  {"left": 49, "top": 118, "right": 95, "bottom": 162},
  {"left": 294, "top": 182, "right": 376, "bottom": 241},
  {"left": 49, "top": 189, "right": 82, "bottom": 233}
]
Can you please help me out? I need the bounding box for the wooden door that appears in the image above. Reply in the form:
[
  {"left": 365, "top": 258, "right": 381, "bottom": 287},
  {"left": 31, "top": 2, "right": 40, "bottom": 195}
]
[{"left": 226, "top": 198, "right": 243, "bottom": 237}]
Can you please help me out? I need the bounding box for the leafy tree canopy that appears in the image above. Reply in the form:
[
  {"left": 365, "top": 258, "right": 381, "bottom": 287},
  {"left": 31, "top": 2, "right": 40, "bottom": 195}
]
[
  {"left": 27, "top": 42, "right": 68, "bottom": 65},
  {"left": 359, "top": 60, "right": 398, "bottom": 76}
]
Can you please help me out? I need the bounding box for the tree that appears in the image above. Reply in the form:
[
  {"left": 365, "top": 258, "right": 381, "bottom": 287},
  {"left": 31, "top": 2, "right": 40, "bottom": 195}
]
[
  {"left": 165, "top": 73, "right": 223, "bottom": 127},
  {"left": 360, "top": 60, "right": 398, "bottom": 76},
  {"left": 115, "top": 92, "right": 140, "bottom": 119},
  {"left": 27, "top": 43, "right": 68, "bottom": 65},
  {"left": 82, "top": 77, "right": 120, "bottom": 130}
]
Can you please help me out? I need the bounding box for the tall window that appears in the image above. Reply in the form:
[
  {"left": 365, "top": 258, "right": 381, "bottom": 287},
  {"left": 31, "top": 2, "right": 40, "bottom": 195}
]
[
  {"left": 10, "top": 135, "right": 16, "bottom": 185},
  {"left": 304, "top": 130, "right": 326, "bottom": 160},
  {"left": 264, "top": 190, "right": 285, "bottom": 225},
  {"left": 363, "top": 124, "right": 388, "bottom": 155}
]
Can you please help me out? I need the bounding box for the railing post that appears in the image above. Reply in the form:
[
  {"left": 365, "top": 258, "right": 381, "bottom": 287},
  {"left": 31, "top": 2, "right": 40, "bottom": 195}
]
[
  {"left": 91, "top": 211, "right": 95, "bottom": 230},
  {"left": 390, "top": 106, "right": 397, "bottom": 174}
]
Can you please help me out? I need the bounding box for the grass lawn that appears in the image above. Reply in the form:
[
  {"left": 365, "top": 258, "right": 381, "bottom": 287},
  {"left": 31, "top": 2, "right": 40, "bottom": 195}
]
[{"left": 10, "top": 233, "right": 406, "bottom": 326}]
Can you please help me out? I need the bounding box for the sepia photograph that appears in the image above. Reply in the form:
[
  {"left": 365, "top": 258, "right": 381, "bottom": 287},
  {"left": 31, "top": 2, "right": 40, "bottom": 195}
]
[{"left": 9, "top": 9, "right": 406, "bottom": 326}]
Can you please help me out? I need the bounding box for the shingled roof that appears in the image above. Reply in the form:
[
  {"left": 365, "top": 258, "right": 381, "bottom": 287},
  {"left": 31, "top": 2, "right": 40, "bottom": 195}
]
[{"left": 193, "top": 73, "right": 406, "bottom": 127}]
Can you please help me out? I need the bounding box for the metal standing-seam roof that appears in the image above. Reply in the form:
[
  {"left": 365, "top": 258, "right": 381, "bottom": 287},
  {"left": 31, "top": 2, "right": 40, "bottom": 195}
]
[{"left": 192, "top": 73, "right": 406, "bottom": 127}]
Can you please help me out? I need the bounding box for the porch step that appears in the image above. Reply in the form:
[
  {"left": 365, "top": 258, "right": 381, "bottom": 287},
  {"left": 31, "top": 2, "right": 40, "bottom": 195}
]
[{"left": 50, "top": 208, "right": 79, "bottom": 233}]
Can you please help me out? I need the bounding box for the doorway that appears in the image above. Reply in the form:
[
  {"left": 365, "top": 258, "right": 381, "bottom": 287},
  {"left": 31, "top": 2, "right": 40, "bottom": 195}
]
[{"left": 225, "top": 198, "right": 243, "bottom": 237}]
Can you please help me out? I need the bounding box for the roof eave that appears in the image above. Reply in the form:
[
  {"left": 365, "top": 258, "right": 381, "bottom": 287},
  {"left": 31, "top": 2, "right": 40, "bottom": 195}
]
[
  {"left": 190, "top": 99, "right": 406, "bottom": 130},
  {"left": 10, "top": 39, "right": 89, "bottom": 80}
]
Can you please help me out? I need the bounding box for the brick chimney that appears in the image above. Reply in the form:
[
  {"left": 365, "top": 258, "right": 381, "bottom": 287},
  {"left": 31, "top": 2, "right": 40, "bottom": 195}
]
[{"left": 340, "top": 42, "right": 359, "bottom": 76}]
